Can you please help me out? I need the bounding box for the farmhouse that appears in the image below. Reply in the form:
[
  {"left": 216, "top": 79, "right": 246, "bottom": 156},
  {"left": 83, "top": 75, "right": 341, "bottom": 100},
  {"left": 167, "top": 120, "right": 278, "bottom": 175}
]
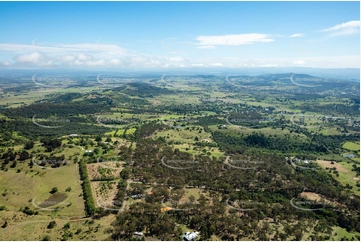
[
  {"left": 183, "top": 231, "right": 199, "bottom": 241},
  {"left": 343, "top": 153, "right": 356, "bottom": 158}
]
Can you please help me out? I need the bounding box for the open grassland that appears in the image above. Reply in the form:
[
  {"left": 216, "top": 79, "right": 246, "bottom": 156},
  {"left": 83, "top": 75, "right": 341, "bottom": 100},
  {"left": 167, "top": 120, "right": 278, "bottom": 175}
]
[
  {"left": 0, "top": 162, "right": 85, "bottom": 216},
  {"left": 331, "top": 226, "right": 360, "bottom": 241},
  {"left": 154, "top": 127, "right": 212, "bottom": 143},
  {"left": 212, "top": 124, "right": 308, "bottom": 140},
  {"left": 173, "top": 143, "right": 223, "bottom": 158},
  {"left": 319, "top": 154, "right": 350, "bottom": 162},
  {"left": 0, "top": 90, "right": 52, "bottom": 107},
  {"left": 178, "top": 188, "right": 207, "bottom": 204},
  {"left": 97, "top": 112, "right": 161, "bottom": 121},
  {"left": 352, "top": 157, "right": 360, "bottom": 162},
  {"left": 0, "top": 210, "right": 115, "bottom": 240},
  {"left": 157, "top": 94, "right": 201, "bottom": 105},
  {"left": 105, "top": 128, "right": 137, "bottom": 137},
  {"left": 316, "top": 160, "right": 359, "bottom": 194},
  {"left": 343, "top": 142, "right": 360, "bottom": 151}
]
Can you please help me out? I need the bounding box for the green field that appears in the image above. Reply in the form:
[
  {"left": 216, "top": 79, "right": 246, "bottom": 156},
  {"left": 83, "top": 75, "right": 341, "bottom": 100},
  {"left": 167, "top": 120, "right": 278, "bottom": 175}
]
[{"left": 343, "top": 142, "right": 360, "bottom": 151}]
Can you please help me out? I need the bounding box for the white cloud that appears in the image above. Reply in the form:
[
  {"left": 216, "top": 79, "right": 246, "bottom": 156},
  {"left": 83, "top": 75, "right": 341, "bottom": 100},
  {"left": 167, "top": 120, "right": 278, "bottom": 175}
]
[
  {"left": 0, "top": 43, "right": 125, "bottom": 55},
  {"left": 74, "top": 60, "right": 83, "bottom": 66},
  {"left": 86, "top": 60, "right": 106, "bottom": 66},
  {"left": 191, "top": 63, "right": 204, "bottom": 67},
  {"left": 14, "top": 52, "right": 52, "bottom": 66},
  {"left": 261, "top": 63, "right": 278, "bottom": 67},
  {"left": 321, "top": 20, "right": 360, "bottom": 36},
  {"left": 108, "top": 59, "right": 121, "bottom": 65},
  {"left": 196, "top": 33, "right": 274, "bottom": 46},
  {"left": 290, "top": 34, "right": 303, "bottom": 38},
  {"left": 15, "top": 52, "right": 42, "bottom": 63},
  {"left": 0, "top": 38, "right": 358, "bottom": 69},
  {"left": 0, "top": 61, "right": 12, "bottom": 67},
  {"left": 292, "top": 60, "right": 306, "bottom": 65},
  {"left": 55, "top": 55, "right": 76, "bottom": 62},
  {"left": 167, "top": 56, "right": 187, "bottom": 62},
  {"left": 77, "top": 53, "right": 93, "bottom": 61},
  {"left": 209, "top": 63, "right": 223, "bottom": 67}
]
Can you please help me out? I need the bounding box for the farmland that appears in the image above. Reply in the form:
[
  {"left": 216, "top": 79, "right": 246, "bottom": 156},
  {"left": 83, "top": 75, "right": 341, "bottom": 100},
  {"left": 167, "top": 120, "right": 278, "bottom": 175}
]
[{"left": 0, "top": 72, "right": 359, "bottom": 241}]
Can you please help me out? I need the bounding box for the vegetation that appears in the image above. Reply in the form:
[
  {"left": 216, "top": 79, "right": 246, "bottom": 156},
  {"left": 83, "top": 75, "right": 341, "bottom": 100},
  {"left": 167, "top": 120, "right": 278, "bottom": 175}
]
[{"left": 0, "top": 73, "right": 359, "bottom": 241}]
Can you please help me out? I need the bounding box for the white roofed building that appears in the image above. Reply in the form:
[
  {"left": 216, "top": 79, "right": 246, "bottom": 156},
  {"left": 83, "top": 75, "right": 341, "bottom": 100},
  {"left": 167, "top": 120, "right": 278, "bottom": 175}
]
[{"left": 183, "top": 231, "right": 199, "bottom": 241}]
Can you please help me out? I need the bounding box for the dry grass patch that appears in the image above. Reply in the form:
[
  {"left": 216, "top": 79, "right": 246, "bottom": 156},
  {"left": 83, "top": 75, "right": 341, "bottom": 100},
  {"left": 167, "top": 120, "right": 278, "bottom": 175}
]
[
  {"left": 91, "top": 181, "right": 119, "bottom": 209},
  {"left": 86, "top": 162, "right": 124, "bottom": 180},
  {"left": 316, "top": 160, "right": 348, "bottom": 172}
]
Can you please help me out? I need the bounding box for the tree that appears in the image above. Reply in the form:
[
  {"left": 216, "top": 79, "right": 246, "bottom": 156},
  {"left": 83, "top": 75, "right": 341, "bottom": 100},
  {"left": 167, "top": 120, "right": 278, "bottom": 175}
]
[
  {"left": 47, "top": 221, "right": 56, "bottom": 229},
  {"left": 279, "top": 233, "right": 287, "bottom": 241},
  {"left": 93, "top": 147, "right": 100, "bottom": 155},
  {"left": 50, "top": 187, "right": 58, "bottom": 194},
  {"left": 1, "top": 221, "right": 7, "bottom": 228},
  {"left": 42, "top": 235, "right": 51, "bottom": 241},
  {"left": 24, "top": 140, "right": 34, "bottom": 150},
  {"left": 19, "top": 150, "right": 30, "bottom": 161},
  {"left": 294, "top": 229, "right": 303, "bottom": 241},
  {"left": 63, "top": 222, "right": 70, "bottom": 229}
]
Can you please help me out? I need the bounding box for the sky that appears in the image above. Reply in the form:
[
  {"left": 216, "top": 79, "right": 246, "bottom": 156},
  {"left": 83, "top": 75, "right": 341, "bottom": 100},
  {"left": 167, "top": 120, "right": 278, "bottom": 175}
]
[{"left": 0, "top": 1, "right": 359, "bottom": 70}]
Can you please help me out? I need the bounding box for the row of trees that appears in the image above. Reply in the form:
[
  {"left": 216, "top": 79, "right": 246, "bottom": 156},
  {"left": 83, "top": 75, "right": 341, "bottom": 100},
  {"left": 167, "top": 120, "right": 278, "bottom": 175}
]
[{"left": 79, "top": 160, "right": 96, "bottom": 216}]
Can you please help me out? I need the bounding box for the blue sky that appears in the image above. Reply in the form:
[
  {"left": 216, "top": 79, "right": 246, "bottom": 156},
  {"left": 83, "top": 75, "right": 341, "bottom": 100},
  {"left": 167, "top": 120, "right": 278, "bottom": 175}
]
[{"left": 0, "top": 1, "right": 359, "bottom": 69}]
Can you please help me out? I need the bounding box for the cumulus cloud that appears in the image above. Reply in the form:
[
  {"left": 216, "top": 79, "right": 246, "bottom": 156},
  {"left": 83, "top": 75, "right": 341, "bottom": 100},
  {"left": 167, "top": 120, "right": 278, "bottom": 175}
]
[
  {"left": 321, "top": 20, "right": 360, "bottom": 36},
  {"left": 0, "top": 35, "right": 358, "bottom": 69},
  {"left": 209, "top": 63, "right": 223, "bottom": 67},
  {"left": 0, "top": 61, "right": 12, "bottom": 67},
  {"left": 196, "top": 33, "right": 274, "bottom": 46},
  {"left": 0, "top": 42, "right": 128, "bottom": 68},
  {"left": 15, "top": 52, "right": 52, "bottom": 66},
  {"left": 292, "top": 60, "right": 306, "bottom": 65},
  {"left": 55, "top": 55, "right": 76, "bottom": 62},
  {"left": 290, "top": 34, "right": 303, "bottom": 38},
  {"left": 261, "top": 63, "right": 278, "bottom": 67},
  {"left": 76, "top": 53, "right": 93, "bottom": 61},
  {"left": 15, "top": 52, "right": 42, "bottom": 63}
]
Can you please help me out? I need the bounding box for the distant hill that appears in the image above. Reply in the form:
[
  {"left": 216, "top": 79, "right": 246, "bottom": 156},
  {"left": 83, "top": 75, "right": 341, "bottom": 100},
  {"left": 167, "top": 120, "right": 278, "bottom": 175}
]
[{"left": 114, "top": 82, "right": 174, "bottom": 97}]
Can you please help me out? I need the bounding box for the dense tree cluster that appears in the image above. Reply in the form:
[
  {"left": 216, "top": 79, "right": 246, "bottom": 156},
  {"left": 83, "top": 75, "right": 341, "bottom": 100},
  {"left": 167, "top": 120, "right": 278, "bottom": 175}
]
[{"left": 79, "top": 160, "right": 96, "bottom": 216}]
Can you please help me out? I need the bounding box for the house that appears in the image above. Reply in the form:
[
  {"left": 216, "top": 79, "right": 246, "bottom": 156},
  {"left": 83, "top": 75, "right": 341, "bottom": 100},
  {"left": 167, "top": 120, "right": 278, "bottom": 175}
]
[
  {"left": 69, "top": 134, "right": 78, "bottom": 137},
  {"left": 343, "top": 154, "right": 356, "bottom": 158},
  {"left": 183, "top": 231, "right": 199, "bottom": 241},
  {"left": 134, "top": 232, "right": 143, "bottom": 236}
]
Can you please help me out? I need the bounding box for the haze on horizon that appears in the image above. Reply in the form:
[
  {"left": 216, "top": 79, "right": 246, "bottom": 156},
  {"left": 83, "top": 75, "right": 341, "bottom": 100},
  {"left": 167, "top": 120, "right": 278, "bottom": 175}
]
[{"left": 0, "top": 1, "right": 359, "bottom": 70}]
